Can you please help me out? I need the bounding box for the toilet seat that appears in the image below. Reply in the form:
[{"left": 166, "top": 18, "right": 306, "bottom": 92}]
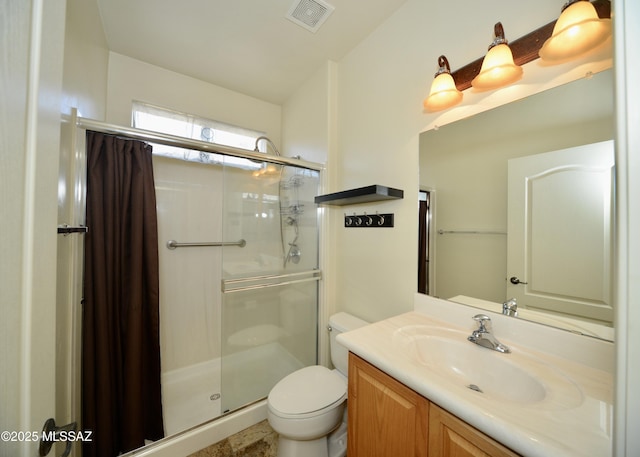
[{"left": 268, "top": 366, "right": 346, "bottom": 419}]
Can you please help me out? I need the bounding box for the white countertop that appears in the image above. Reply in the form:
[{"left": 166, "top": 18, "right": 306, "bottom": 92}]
[{"left": 337, "top": 294, "right": 613, "bottom": 457}]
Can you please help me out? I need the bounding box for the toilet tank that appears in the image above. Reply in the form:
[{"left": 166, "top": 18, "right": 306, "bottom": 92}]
[{"left": 329, "top": 312, "right": 368, "bottom": 376}]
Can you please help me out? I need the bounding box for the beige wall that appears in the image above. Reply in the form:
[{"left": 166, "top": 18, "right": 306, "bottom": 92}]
[
  {"left": 61, "top": 0, "right": 109, "bottom": 119},
  {"left": 282, "top": 60, "right": 337, "bottom": 165},
  {"left": 106, "top": 53, "right": 282, "bottom": 144}
]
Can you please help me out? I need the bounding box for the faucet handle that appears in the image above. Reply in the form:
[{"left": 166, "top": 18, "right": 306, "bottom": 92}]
[
  {"left": 472, "top": 314, "right": 492, "bottom": 332},
  {"left": 502, "top": 298, "right": 518, "bottom": 316}
]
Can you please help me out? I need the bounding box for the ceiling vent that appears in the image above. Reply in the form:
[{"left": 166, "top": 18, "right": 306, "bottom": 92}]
[{"left": 286, "top": 0, "right": 335, "bottom": 33}]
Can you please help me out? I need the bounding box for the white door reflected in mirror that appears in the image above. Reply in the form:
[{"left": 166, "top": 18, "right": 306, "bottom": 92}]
[{"left": 507, "top": 140, "right": 614, "bottom": 324}]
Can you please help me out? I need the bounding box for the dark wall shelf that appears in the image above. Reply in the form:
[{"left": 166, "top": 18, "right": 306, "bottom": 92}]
[{"left": 314, "top": 185, "right": 404, "bottom": 206}]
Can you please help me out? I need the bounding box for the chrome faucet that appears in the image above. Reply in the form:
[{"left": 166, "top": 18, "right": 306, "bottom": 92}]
[
  {"left": 502, "top": 298, "right": 518, "bottom": 317},
  {"left": 468, "top": 314, "right": 510, "bottom": 353}
]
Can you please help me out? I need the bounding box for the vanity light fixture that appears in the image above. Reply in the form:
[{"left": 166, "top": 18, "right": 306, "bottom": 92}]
[
  {"left": 423, "top": 1, "right": 610, "bottom": 110},
  {"left": 423, "top": 55, "right": 463, "bottom": 112},
  {"left": 471, "top": 22, "right": 523, "bottom": 91},
  {"left": 539, "top": 0, "right": 612, "bottom": 64}
]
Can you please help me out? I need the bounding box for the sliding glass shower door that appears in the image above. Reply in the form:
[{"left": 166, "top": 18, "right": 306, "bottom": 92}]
[{"left": 220, "top": 158, "right": 320, "bottom": 413}]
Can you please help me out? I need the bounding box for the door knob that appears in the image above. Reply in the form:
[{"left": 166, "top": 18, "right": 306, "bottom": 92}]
[
  {"left": 509, "top": 276, "right": 528, "bottom": 285},
  {"left": 39, "top": 418, "right": 77, "bottom": 457}
]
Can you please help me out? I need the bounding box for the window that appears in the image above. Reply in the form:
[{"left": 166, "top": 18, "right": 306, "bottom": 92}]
[{"left": 132, "top": 101, "right": 267, "bottom": 168}]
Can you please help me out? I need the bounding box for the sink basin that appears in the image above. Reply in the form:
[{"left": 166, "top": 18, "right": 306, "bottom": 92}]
[
  {"left": 408, "top": 335, "right": 545, "bottom": 403},
  {"left": 394, "top": 325, "right": 584, "bottom": 407}
]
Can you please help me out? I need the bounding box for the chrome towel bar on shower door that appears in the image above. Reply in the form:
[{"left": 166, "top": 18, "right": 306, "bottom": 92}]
[
  {"left": 166, "top": 239, "right": 246, "bottom": 249},
  {"left": 437, "top": 229, "right": 506, "bottom": 235},
  {"left": 221, "top": 270, "right": 322, "bottom": 293}
]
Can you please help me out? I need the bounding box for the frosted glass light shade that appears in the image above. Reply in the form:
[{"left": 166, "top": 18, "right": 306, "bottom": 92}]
[
  {"left": 423, "top": 73, "right": 463, "bottom": 112},
  {"left": 539, "top": 0, "right": 611, "bottom": 64},
  {"left": 471, "top": 43, "right": 523, "bottom": 91}
]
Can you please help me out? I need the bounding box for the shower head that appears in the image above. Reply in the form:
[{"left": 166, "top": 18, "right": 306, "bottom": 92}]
[{"left": 253, "top": 136, "right": 281, "bottom": 156}]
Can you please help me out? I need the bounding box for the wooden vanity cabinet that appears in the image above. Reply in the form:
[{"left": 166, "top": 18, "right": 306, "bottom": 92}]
[
  {"left": 348, "top": 352, "right": 429, "bottom": 457},
  {"left": 429, "top": 403, "right": 520, "bottom": 457},
  {"left": 348, "top": 353, "right": 520, "bottom": 457}
]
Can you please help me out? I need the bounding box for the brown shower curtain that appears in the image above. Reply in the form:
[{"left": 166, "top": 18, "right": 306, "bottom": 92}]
[{"left": 82, "top": 131, "right": 164, "bottom": 457}]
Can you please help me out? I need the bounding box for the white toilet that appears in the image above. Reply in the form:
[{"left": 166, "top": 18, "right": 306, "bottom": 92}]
[{"left": 267, "top": 312, "right": 368, "bottom": 457}]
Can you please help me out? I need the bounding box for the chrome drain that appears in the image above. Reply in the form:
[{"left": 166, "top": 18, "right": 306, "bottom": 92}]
[
  {"left": 210, "top": 393, "right": 221, "bottom": 401},
  {"left": 467, "top": 384, "right": 483, "bottom": 393}
]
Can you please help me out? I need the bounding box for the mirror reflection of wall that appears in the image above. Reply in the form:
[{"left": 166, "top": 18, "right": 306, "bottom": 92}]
[{"left": 419, "top": 68, "right": 614, "bottom": 339}]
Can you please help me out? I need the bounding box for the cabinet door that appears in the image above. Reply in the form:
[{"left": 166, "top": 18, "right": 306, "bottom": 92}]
[
  {"left": 348, "top": 353, "right": 429, "bottom": 457},
  {"left": 429, "top": 403, "right": 520, "bottom": 457}
]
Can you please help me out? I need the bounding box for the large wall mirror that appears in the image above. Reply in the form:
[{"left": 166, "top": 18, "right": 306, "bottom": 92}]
[{"left": 419, "top": 68, "right": 614, "bottom": 341}]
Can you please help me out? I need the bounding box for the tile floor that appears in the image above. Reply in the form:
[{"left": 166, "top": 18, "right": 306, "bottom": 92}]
[{"left": 187, "top": 420, "right": 278, "bottom": 457}]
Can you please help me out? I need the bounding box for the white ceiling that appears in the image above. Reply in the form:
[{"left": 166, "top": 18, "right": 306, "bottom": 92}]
[{"left": 96, "top": 0, "right": 408, "bottom": 104}]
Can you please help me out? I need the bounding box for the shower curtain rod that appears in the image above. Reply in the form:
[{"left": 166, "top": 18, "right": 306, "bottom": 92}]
[{"left": 74, "top": 113, "right": 324, "bottom": 172}]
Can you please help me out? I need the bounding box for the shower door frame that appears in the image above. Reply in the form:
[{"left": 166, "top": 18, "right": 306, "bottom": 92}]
[{"left": 76, "top": 115, "right": 324, "bottom": 172}]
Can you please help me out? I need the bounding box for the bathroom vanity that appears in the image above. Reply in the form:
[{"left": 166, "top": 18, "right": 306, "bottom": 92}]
[
  {"left": 348, "top": 353, "right": 518, "bottom": 456},
  {"left": 337, "top": 294, "right": 613, "bottom": 457}
]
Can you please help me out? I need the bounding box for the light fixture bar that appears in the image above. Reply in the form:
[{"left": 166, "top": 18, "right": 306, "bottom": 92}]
[{"left": 450, "top": 0, "right": 610, "bottom": 91}]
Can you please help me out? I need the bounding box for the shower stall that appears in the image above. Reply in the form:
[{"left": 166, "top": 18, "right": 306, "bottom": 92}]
[
  {"left": 155, "top": 151, "right": 321, "bottom": 436},
  {"left": 61, "top": 113, "right": 323, "bottom": 455}
]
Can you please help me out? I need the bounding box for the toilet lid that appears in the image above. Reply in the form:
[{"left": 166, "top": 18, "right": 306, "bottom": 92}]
[{"left": 268, "top": 366, "right": 346, "bottom": 415}]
